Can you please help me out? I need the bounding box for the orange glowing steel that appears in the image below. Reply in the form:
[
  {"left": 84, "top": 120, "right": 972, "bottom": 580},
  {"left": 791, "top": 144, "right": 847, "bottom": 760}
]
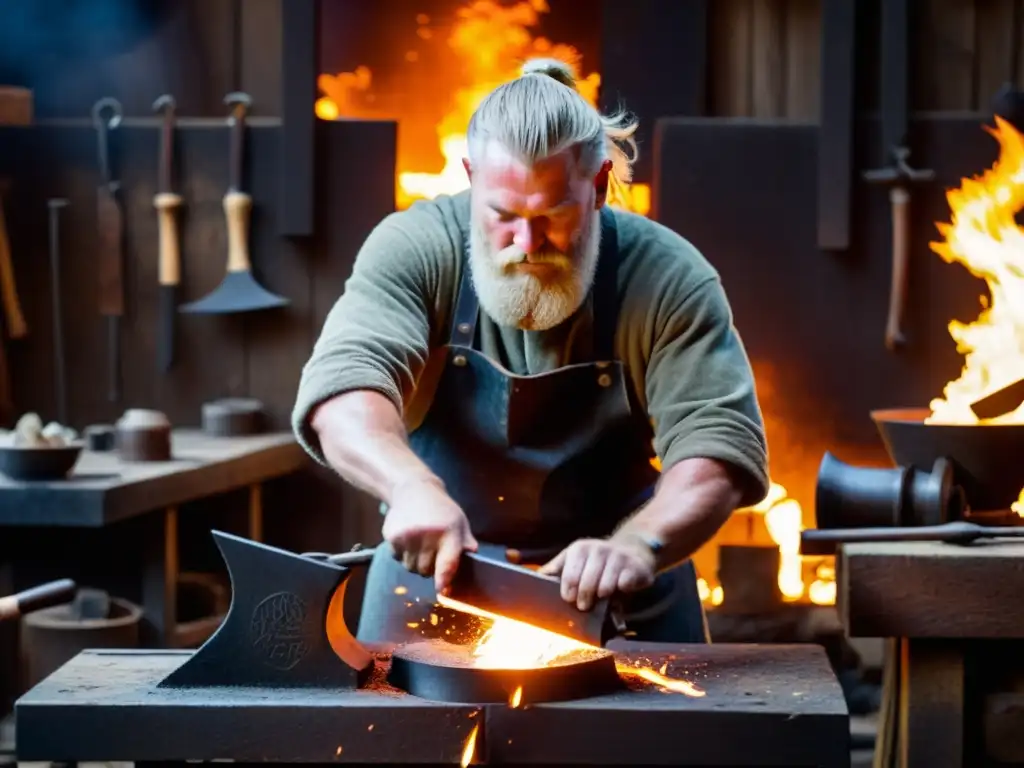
[
  {"left": 436, "top": 594, "right": 704, "bottom": 696},
  {"left": 925, "top": 116, "right": 1024, "bottom": 514},
  {"left": 316, "top": 0, "right": 650, "bottom": 215}
]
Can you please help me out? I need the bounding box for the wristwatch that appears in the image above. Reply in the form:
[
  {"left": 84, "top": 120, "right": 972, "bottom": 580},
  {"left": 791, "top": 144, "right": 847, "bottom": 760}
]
[{"left": 633, "top": 533, "right": 665, "bottom": 567}]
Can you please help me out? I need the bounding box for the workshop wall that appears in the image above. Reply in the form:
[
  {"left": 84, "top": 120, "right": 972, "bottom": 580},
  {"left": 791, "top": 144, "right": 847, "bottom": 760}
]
[{"left": 0, "top": 0, "right": 394, "bottom": 562}]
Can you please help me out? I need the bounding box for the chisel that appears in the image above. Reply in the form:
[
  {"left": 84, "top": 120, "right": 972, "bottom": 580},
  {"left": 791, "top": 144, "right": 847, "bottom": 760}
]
[
  {"left": 153, "top": 94, "right": 182, "bottom": 373},
  {"left": 92, "top": 97, "right": 125, "bottom": 403}
]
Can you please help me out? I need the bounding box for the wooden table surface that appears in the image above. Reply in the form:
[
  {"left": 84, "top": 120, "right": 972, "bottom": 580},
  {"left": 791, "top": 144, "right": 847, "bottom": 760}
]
[
  {"left": 0, "top": 430, "right": 308, "bottom": 527},
  {"left": 15, "top": 644, "right": 849, "bottom": 765},
  {"left": 839, "top": 540, "right": 1024, "bottom": 638}
]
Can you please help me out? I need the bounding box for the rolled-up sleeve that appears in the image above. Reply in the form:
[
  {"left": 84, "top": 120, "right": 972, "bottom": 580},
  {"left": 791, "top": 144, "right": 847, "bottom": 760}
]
[
  {"left": 645, "top": 275, "right": 770, "bottom": 507},
  {"left": 291, "top": 219, "right": 435, "bottom": 466}
]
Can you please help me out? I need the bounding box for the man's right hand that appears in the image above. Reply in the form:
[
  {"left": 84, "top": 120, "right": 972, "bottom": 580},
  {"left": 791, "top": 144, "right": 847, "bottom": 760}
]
[{"left": 381, "top": 477, "right": 478, "bottom": 593}]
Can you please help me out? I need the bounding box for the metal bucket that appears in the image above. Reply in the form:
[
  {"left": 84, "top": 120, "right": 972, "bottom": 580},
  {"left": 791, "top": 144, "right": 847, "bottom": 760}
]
[{"left": 19, "top": 590, "right": 142, "bottom": 689}]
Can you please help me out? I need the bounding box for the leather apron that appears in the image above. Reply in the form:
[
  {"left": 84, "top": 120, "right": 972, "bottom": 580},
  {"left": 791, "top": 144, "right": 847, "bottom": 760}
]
[{"left": 357, "top": 207, "right": 709, "bottom": 646}]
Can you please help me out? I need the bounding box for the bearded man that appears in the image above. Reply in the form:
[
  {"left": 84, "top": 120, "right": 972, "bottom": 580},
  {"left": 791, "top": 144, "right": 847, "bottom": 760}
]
[{"left": 292, "top": 58, "right": 769, "bottom": 644}]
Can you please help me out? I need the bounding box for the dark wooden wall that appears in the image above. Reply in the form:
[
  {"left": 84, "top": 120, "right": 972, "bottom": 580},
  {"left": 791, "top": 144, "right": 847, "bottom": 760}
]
[{"left": 0, "top": 0, "right": 396, "bottom": 562}]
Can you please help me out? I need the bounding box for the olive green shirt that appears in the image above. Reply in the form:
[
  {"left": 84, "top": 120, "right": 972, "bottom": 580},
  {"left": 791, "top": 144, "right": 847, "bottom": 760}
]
[{"left": 292, "top": 190, "right": 769, "bottom": 507}]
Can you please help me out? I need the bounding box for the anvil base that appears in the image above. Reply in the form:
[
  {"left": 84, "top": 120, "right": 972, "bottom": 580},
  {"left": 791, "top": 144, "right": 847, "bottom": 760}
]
[{"left": 15, "top": 642, "right": 850, "bottom": 766}]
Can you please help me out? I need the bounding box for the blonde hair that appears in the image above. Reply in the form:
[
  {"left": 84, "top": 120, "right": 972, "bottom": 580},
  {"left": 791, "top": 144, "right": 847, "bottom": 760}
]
[{"left": 467, "top": 58, "right": 639, "bottom": 183}]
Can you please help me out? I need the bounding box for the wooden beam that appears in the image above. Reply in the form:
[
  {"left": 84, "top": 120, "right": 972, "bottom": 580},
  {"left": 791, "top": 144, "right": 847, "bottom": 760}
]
[
  {"left": 839, "top": 541, "right": 1024, "bottom": 638},
  {"left": 600, "top": 0, "right": 708, "bottom": 184},
  {"left": 278, "top": 0, "right": 318, "bottom": 236},
  {"left": 816, "top": 0, "right": 856, "bottom": 250}
]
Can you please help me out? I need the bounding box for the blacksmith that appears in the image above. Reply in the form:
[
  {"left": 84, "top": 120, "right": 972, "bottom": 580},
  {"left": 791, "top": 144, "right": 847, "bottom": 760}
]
[{"left": 292, "top": 58, "right": 769, "bottom": 644}]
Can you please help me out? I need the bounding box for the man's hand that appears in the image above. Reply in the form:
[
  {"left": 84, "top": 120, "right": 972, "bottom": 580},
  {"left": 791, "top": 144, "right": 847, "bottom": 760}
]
[
  {"left": 381, "top": 478, "right": 479, "bottom": 593},
  {"left": 539, "top": 534, "right": 656, "bottom": 611}
]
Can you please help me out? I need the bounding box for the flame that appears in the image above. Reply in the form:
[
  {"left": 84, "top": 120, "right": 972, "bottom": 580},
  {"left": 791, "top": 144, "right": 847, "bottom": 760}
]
[
  {"left": 316, "top": 0, "right": 649, "bottom": 214},
  {"left": 649, "top": 457, "right": 836, "bottom": 607},
  {"left": 509, "top": 685, "right": 523, "bottom": 707},
  {"left": 925, "top": 116, "right": 1024, "bottom": 515},
  {"left": 928, "top": 116, "right": 1024, "bottom": 427}
]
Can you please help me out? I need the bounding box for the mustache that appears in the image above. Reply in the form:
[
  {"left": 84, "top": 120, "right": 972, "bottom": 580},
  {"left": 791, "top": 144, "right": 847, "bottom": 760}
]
[{"left": 496, "top": 245, "right": 571, "bottom": 269}]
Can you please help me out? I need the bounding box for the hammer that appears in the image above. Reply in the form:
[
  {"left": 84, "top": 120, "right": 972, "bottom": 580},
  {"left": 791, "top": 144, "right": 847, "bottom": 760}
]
[{"left": 863, "top": 146, "right": 935, "bottom": 351}]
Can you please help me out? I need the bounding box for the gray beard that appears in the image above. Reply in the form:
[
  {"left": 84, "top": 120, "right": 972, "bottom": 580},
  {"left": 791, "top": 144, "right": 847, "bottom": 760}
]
[{"left": 467, "top": 209, "right": 602, "bottom": 331}]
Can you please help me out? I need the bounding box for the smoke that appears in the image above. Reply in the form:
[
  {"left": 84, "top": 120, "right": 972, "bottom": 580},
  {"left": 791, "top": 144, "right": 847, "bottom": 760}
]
[{"left": 0, "top": 0, "right": 164, "bottom": 85}]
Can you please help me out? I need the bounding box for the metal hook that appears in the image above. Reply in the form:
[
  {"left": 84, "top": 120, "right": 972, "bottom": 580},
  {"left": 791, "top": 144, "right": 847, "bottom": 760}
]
[
  {"left": 151, "top": 94, "right": 176, "bottom": 115},
  {"left": 91, "top": 97, "right": 123, "bottom": 130}
]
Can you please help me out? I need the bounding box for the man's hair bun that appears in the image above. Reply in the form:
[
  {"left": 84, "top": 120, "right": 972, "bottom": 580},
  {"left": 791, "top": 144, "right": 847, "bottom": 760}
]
[{"left": 520, "top": 57, "right": 578, "bottom": 91}]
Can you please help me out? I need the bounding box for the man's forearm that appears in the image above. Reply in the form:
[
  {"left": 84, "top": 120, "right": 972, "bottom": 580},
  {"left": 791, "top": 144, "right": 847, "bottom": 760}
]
[
  {"left": 613, "top": 457, "right": 746, "bottom": 570},
  {"left": 310, "top": 390, "right": 444, "bottom": 504}
]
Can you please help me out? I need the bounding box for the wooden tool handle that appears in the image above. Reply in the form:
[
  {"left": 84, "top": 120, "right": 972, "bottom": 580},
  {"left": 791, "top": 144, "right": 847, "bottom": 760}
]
[
  {"left": 154, "top": 192, "right": 182, "bottom": 287},
  {"left": 223, "top": 190, "right": 252, "bottom": 273},
  {"left": 0, "top": 578, "right": 76, "bottom": 621},
  {"left": 885, "top": 187, "right": 910, "bottom": 351},
  {"left": 0, "top": 202, "right": 26, "bottom": 339}
]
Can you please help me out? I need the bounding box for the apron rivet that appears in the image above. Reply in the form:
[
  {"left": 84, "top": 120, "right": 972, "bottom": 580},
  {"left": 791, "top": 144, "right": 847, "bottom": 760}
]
[
  {"left": 457, "top": 322, "right": 471, "bottom": 334},
  {"left": 453, "top": 354, "right": 467, "bottom": 367},
  {"left": 597, "top": 373, "right": 613, "bottom": 387}
]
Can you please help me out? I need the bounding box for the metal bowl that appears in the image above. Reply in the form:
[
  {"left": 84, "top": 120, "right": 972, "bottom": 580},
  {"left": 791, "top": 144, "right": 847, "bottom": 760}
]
[
  {"left": 872, "top": 408, "right": 1024, "bottom": 512},
  {"left": 0, "top": 443, "right": 83, "bottom": 481}
]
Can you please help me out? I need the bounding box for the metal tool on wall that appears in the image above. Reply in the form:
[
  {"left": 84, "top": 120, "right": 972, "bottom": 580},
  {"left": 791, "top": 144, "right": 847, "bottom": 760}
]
[
  {"left": 92, "top": 97, "right": 126, "bottom": 401},
  {"left": 48, "top": 199, "right": 69, "bottom": 426},
  {"left": 0, "top": 181, "right": 26, "bottom": 341},
  {"left": 153, "top": 94, "right": 182, "bottom": 372},
  {"left": 861, "top": 0, "right": 934, "bottom": 352},
  {"left": 179, "top": 92, "right": 289, "bottom": 314}
]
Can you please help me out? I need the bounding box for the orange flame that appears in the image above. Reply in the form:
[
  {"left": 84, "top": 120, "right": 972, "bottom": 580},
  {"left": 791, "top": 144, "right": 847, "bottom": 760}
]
[
  {"left": 926, "top": 116, "right": 1024, "bottom": 514},
  {"left": 929, "top": 116, "right": 1024, "bottom": 424},
  {"left": 316, "top": 0, "right": 649, "bottom": 214}
]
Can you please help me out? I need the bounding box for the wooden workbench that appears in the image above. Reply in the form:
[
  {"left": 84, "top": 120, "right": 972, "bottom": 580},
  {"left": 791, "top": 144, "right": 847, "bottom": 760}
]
[
  {"left": 14, "top": 643, "right": 850, "bottom": 766},
  {"left": 839, "top": 540, "right": 1024, "bottom": 767},
  {"left": 0, "top": 430, "right": 309, "bottom": 647}
]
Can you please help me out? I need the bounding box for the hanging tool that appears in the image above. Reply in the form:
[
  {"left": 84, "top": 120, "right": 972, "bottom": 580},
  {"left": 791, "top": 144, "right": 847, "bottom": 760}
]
[
  {"left": 0, "top": 181, "right": 26, "bottom": 340},
  {"left": 179, "top": 93, "right": 289, "bottom": 315},
  {"left": 861, "top": 0, "right": 934, "bottom": 352},
  {"left": 153, "top": 94, "right": 182, "bottom": 372},
  {"left": 48, "top": 198, "right": 69, "bottom": 426},
  {"left": 92, "top": 97, "right": 125, "bottom": 402}
]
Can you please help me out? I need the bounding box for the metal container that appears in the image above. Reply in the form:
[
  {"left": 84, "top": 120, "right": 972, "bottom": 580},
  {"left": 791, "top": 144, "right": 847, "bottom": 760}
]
[
  {"left": 20, "top": 592, "right": 142, "bottom": 690},
  {"left": 0, "top": 443, "right": 82, "bottom": 480}
]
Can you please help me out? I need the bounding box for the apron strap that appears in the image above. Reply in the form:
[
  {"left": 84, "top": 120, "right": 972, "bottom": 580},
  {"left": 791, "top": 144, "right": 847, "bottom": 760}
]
[
  {"left": 592, "top": 206, "right": 621, "bottom": 362},
  {"left": 448, "top": 205, "right": 622, "bottom": 357},
  {"left": 449, "top": 254, "right": 479, "bottom": 347}
]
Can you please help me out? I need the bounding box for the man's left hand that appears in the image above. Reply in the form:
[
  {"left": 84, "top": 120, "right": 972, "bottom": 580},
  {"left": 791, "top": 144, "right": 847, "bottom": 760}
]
[{"left": 539, "top": 535, "right": 656, "bottom": 611}]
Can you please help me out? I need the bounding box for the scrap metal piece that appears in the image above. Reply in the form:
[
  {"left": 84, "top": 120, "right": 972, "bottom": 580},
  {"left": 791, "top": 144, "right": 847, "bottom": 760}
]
[{"left": 159, "top": 530, "right": 372, "bottom": 689}]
